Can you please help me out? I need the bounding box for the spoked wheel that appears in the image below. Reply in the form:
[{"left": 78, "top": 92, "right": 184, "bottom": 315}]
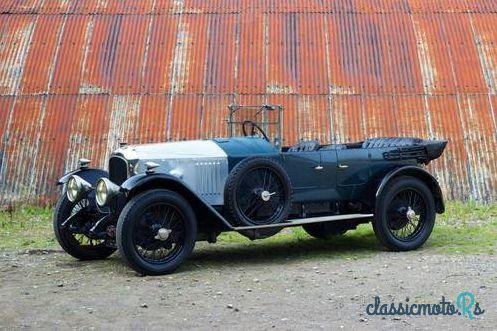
[
  {"left": 387, "top": 189, "right": 426, "bottom": 241},
  {"left": 373, "top": 176, "right": 436, "bottom": 251},
  {"left": 133, "top": 203, "right": 185, "bottom": 265},
  {"left": 117, "top": 189, "right": 197, "bottom": 275},
  {"left": 224, "top": 157, "right": 292, "bottom": 239},
  {"left": 53, "top": 196, "right": 116, "bottom": 260},
  {"left": 236, "top": 167, "right": 286, "bottom": 225}
]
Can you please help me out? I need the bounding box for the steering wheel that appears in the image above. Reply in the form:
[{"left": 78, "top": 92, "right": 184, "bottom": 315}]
[{"left": 242, "top": 120, "right": 270, "bottom": 142}]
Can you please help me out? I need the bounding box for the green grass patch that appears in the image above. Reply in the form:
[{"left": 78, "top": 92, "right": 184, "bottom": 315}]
[
  {"left": 1, "top": 202, "right": 496, "bottom": 256},
  {"left": 0, "top": 206, "right": 55, "bottom": 251}
]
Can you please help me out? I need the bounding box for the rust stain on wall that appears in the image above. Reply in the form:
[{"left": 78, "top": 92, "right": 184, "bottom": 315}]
[{"left": 0, "top": 0, "right": 497, "bottom": 204}]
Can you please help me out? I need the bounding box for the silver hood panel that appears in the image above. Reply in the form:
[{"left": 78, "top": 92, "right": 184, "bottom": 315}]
[
  {"left": 115, "top": 140, "right": 227, "bottom": 160},
  {"left": 114, "top": 140, "right": 229, "bottom": 205}
]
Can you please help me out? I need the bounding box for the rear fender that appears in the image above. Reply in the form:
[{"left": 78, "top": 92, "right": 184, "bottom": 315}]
[
  {"left": 121, "top": 174, "right": 234, "bottom": 230},
  {"left": 375, "top": 166, "right": 445, "bottom": 214}
]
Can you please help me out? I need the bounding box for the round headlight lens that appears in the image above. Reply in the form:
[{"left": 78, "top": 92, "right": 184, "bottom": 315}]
[
  {"left": 66, "top": 176, "right": 80, "bottom": 202},
  {"left": 95, "top": 179, "right": 108, "bottom": 207}
]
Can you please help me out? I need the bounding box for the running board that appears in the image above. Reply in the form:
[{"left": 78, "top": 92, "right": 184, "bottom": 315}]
[{"left": 233, "top": 214, "right": 374, "bottom": 231}]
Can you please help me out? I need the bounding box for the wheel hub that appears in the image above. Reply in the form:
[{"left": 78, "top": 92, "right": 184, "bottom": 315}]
[
  {"left": 154, "top": 228, "right": 172, "bottom": 241},
  {"left": 406, "top": 206, "right": 419, "bottom": 222},
  {"left": 261, "top": 190, "right": 271, "bottom": 202}
]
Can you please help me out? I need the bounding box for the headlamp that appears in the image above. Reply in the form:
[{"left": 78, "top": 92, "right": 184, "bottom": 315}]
[
  {"left": 95, "top": 178, "right": 120, "bottom": 207},
  {"left": 66, "top": 175, "right": 92, "bottom": 202}
]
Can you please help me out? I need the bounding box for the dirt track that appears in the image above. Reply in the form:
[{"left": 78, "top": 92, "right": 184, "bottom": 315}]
[{"left": 0, "top": 241, "right": 495, "bottom": 330}]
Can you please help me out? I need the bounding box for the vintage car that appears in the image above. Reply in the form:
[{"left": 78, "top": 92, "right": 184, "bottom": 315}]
[{"left": 54, "top": 105, "right": 447, "bottom": 275}]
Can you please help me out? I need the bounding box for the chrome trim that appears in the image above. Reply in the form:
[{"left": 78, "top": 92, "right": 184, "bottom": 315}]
[
  {"left": 95, "top": 178, "right": 120, "bottom": 207},
  {"left": 145, "top": 161, "right": 160, "bottom": 174},
  {"left": 66, "top": 175, "right": 92, "bottom": 202},
  {"left": 79, "top": 158, "right": 91, "bottom": 169}
]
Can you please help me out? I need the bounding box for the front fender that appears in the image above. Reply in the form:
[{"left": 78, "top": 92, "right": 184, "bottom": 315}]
[
  {"left": 57, "top": 168, "right": 108, "bottom": 187},
  {"left": 121, "top": 174, "right": 234, "bottom": 230},
  {"left": 375, "top": 166, "right": 445, "bottom": 214}
]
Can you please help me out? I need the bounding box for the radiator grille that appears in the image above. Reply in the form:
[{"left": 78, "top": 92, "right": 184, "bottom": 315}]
[{"left": 109, "top": 156, "right": 128, "bottom": 185}]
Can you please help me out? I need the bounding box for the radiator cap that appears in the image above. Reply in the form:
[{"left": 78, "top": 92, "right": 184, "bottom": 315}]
[{"left": 79, "top": 158, "right": 91, "bottom": 169}]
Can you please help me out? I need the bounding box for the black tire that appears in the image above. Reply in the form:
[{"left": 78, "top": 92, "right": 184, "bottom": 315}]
[
  {"left": 303, "top": 220, "right": 359, "bottom": 239},
  {"left": 116, "top": 189, "right": 197, "bottom": 275},
  {"left": 224, "top": 157, "right": 292, "bottom": 227},
  {"left": 373, "top": 176, "right": 436, "bottom": 251},
  {"left": 53, "top": 196, "right": 115, "bottom": 260}
]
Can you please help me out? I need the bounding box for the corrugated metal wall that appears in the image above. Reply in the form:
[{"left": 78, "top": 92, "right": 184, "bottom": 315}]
[{"left": 0, "top": 0, "right": 496, "bottom": 205}]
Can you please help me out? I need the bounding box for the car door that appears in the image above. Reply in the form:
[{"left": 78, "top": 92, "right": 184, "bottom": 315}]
[
  {"left": 283, "top": 152, "right": 322, "bottom": 201},
  {"left": 336, "top": 149, "right": 371, "bottom": 198},
  {"left": 318, "top": 149, "right": 339, "bottom": 200},
  {"left": 283, "top": 150, "right": 338, "bottom": 202}
]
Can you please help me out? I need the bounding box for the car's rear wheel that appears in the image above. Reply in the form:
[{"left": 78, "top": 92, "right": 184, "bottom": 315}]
[
  {"left": 373, "top": 176, "right": 435, "bottom": 251},
  {"left": 116, "top": 189, "right": 197, "bottom": 275},
  {"left": 53, "top": 196, "right": 115, "bottom": 260}
]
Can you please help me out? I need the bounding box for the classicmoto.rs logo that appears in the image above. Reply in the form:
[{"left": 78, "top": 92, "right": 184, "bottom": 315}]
[{"left": 366, "top": 292, "right": 485, "bottom": 320}]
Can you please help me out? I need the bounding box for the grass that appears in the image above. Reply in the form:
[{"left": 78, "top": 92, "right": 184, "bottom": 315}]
[
  {"left": 0, "top": 206, "right": 56, "bottom": 250},
  {"left": 0, "top": 202, "right": 496, "bottom": 256}
]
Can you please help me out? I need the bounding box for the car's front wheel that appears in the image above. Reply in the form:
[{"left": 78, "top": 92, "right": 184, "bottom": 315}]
[
  {"left": 116, "top": 189, "right": 197, "bottom": 275},
  {"left": 53, "top": 196, "right": 116, "bottom": 260},
  {"left": 373, "top": 176, "right": 436, "bottom": 251}
]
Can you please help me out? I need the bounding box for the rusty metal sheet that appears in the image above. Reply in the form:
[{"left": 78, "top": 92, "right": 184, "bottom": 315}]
[
  {"left": 203, "top": 14, "right": 237, "bottom": 94},
  {"left": 426, "top": 96, "right": 470, "bottom": 201},
  {"left": 1, "top": 96, "right": 44, "bottom": 203},
  {"left": 471, "top": 13, "right": 497, "bottom": 95},
  {"left": 1, "top": 0, "right": 496, "bottom": 15},
  {"left": 111, "top": 15, "right": 149, "bottom": 94},
  {"left": 297, "top": 95, "right": 331, "bottom": 142},
  {"left": 267, "top": 13, "right": 329, "bottom": 94},
  {"left": 33, "top": 95, "right": 78, "bottom": 203},
  {"left": 180, "top": 14, "right": 209, "bottom": 93},
  {"left": 441, "top": 13, "right": 489, "bottom": 93},
  {"left": 362, "top": 96, "right": 398, "bottom": 137},
  {"left": 41, "top": 0, "right": 72, "bottom": 14},
  {"left": 138, "top": 95, "right": 169, "bottom": 143},
  {"left": 266, "top": 94, "right": 298, "bottom": 146},
  {"left": 79, "top": 15, "right": 118, "bottom": 94},
  {"left": 64, "top": 95, "right": 113, "bottom": 171},
  {"left": 237, "top": 11, "right": 266, "bottom": 94},
  {"left": 50, "top": 15, "right": 93, "bottom": 95},
  {"left": 408, "top": 0, "right": 496, "bottom": 13},
  {"left": 200, "top": 94, "right": 232, "bottom": 139},
  {"left": 19, "top": 15, "right": 65, "bottom": 94},
  {"left": 394, "top": 96, "right": 430, "bottom": 138},
  {"left": 141, "top": 14, "right": 179, "bottom": 94},
  {"left": 0, "top": 96, "right": 14, "bottom": 149},
  {"left": 326, "top": 13, "right": 411, "bottom": 94},
  {"left": 329, "top": 95, "right": 365, "bottom": 144},
  {"left": 68, "top": 0, "right": 155, "bottom": 15},
  {"left": 457, "top": 95, "right": 497, "bottom": 201},
  {"left": 168, "top": 94, "right": 202, "bottom": 141},
  {"left": 0, "top": 15, "right": 36, "bottom": 96},
  {"left": 1, "top": 1, "right": 497, "bottom": 204}
]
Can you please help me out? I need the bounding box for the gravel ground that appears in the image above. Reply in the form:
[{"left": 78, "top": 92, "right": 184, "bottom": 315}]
[{"left": 0, "top": 243, "right": 495, "bottom": 330}]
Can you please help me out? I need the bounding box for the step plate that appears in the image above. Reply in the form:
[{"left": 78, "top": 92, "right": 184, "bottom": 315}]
[{"left": 233, "top": 214, "right": 374, "bottom": 231}]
